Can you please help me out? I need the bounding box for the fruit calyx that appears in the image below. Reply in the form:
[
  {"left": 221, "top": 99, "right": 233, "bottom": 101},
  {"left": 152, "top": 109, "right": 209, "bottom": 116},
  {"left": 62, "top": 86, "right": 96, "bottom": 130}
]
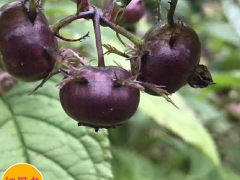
[{"left": 188, "top": 65, "right": 215, "bottom": 88}]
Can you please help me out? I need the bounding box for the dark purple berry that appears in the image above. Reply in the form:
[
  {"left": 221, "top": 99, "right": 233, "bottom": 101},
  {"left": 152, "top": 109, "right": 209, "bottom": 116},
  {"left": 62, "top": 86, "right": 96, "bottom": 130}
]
[
  {"left": 0, "top": 1, "right": 58, "bottom": 82},
  {"left": 139, "top": 21, "right": 201, "bottom": 94},
  {"left": 60, "top": 66, "right": 140, "bottom": 129}
]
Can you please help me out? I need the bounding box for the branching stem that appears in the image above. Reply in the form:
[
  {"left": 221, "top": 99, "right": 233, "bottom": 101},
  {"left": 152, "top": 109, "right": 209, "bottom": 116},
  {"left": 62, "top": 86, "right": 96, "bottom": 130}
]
[{"left": 51, "top": 8, "right": 143, "bottom": 48}]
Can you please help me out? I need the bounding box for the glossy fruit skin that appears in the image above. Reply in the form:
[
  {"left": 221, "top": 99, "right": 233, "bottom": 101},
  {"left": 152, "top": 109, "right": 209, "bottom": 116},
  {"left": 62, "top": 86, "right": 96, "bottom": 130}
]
[
  {"left": 0, "top": 1, "right": 58, "bottom": 82},
  {"left": 139, "top": 22, "right": 201, "bottom": 94},
  {"left": 118, "top": 0, "right": 145, "bottom": 26},
  {"left": 60, "top": 66, "right": 140, "bottom": 129}
]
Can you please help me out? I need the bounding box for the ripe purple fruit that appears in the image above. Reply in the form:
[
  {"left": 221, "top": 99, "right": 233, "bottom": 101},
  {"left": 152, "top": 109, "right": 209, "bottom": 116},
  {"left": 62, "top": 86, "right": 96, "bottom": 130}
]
[
  {"left": 0, "top": 1, "right": 58, "bottom": 82},
  {"left": 139, "top": 22, "right": 201, "bottom": 94},
  {"left": 60, "top": 66, "right": 140, "bottom": 130}
]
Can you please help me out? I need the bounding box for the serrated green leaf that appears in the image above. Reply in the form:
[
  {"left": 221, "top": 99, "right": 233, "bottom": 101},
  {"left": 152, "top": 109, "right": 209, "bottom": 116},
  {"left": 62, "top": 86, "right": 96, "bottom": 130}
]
[
  {"left": 139, "top": 93, "right": 220, "bottom": 167},
  {"left": 0, "top": 76, "right": 113, "bottom": 180}
]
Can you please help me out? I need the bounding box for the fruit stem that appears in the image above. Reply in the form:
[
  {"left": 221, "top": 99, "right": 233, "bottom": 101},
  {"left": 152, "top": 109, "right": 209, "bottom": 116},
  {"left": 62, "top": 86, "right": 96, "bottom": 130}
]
[
  {"left": 157, "top": 0, "right": 162, "bottom": 22},
  {"left": 100, "top": 14, "right": 143, "bottom": 47},
  {"left": 93, "top": 9, "right": 105, "bottom": 68},
  {"left": 28, "top": 0, "right": 37, "bottom": 23},
  {"left": 167, "top": 0, "right": 178, "bottom": 25}
]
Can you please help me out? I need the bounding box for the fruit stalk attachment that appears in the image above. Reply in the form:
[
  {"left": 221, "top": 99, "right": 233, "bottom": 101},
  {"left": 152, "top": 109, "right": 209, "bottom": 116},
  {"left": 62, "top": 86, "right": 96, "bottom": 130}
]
[
  {"left": 28, "top": 0, "right": 37, "bottom": 23},
  {"left": 157, "top": 0, "right": 162, "bottom": 22},
  {"left": 167, "top": 0, "right": 178, "bottom": 25},
  {"left": 92, "top": 8, "right": 105, "bottom": 68}
]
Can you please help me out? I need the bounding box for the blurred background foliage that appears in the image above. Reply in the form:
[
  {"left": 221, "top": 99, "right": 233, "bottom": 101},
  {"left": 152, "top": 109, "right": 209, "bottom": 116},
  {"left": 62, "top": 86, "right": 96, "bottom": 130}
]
[{"left": 1, "top": 0, "right": 240, "bottom": 180}]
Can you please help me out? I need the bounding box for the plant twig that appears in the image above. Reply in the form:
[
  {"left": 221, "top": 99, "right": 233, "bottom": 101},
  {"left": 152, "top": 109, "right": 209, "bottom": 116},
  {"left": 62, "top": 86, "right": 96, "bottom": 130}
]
[
  {"left": 55, "top": 31, "right": 89, "bottom": 42},
  {"left": 51, "top": 10, "right": 95, "bottom": 33},
  {"left": 51, "top": 7, "right": 142, "bottom": 48},
  {"left": 100, "top": 14, "right": 142, "bottom": 47},
  {"left": 28, "top": 0, "right": 37, "bottom": 23},
  {"left": 167, "top": 0, "right": 178, "bottom": 25},
  {"left": 168, "top": 0, "right": 178, "bottom": 25},
  {"left": 93, "top": 9, "right": 105, "bottom": 68}
]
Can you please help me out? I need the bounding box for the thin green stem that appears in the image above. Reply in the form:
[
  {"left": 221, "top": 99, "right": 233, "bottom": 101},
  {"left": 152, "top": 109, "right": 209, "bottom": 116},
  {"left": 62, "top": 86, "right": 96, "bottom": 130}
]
[
  {"left": 157, "top": 0, "right": 161, "bottom": 22},
  {"left": 100, "top": 14, "right": 143, "bottom": 47},
  {"left": 167, "top": 0, "right": 178, "bottom": 25}
]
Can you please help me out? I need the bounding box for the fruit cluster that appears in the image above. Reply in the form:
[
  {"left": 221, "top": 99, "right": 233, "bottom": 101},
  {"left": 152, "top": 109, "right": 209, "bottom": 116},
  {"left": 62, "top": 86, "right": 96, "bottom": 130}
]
[{"left": 0, "top": 0, "right": 214, "bottom": 132}]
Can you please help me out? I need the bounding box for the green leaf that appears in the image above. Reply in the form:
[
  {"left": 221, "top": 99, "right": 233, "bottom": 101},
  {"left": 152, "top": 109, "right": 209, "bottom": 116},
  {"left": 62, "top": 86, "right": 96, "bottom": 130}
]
[
  {"left": 220, "top": 166, "right": 240, "bottom": 180},
  {"left": 112, "top": 148, "right": 159, "bottom": 180},
  {"left": 204, "top": 71, "right": 240, "bottom": 92},
  {"left": 213, "top": 72, "right": 240, "bottom": 88},
  {"left": 0, "top": 76, "right": 113, "bottom": 180},
  {"left": 139, "top": 93, "right": 220, "bottom": 167},
  {"left": 204, "top": 23, "right": 240, "bottom": 47},
  {"left": 222, "top": 0, "right": 240, "bottom": 40}
]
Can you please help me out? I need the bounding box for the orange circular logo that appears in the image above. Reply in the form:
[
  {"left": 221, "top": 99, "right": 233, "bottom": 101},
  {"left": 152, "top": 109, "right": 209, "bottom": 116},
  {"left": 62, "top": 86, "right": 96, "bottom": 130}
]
[{"left": 1, "top": 164, "right": 43, "bottom": 180}]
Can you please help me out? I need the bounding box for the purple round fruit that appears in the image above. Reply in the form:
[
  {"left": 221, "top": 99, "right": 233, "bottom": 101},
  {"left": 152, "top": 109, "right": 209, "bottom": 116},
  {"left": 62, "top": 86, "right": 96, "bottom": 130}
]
[
  {"left": 60, "top": 66, "right": 140, "bottom": 129},
  {"left": 139, "top": 22, "right": 201, "bottom": 94},
  {"left": 0, "top": 1, "right": 58, "bottom": 82}
]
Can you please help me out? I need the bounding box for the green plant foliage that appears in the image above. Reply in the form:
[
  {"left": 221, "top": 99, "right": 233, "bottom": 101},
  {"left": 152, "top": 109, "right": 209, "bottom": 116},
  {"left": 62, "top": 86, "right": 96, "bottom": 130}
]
[
  {"left": 139, "top": 93, "right": 220, "bottom": 166},
  {"left": 1, "top": 0, "right": 240, "bottom": 180},
  {"left": 222, "top": 0, "right": 240, "bottom": 40},
  {"left": 0, "top": 76, "right": 113, "bottom": 180}
]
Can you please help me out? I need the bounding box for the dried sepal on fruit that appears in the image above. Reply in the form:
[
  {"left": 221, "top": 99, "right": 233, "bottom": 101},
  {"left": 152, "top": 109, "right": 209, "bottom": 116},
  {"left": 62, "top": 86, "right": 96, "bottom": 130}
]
[{"left": 188, "top": 65, "right": 215, "bottom": 88}]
